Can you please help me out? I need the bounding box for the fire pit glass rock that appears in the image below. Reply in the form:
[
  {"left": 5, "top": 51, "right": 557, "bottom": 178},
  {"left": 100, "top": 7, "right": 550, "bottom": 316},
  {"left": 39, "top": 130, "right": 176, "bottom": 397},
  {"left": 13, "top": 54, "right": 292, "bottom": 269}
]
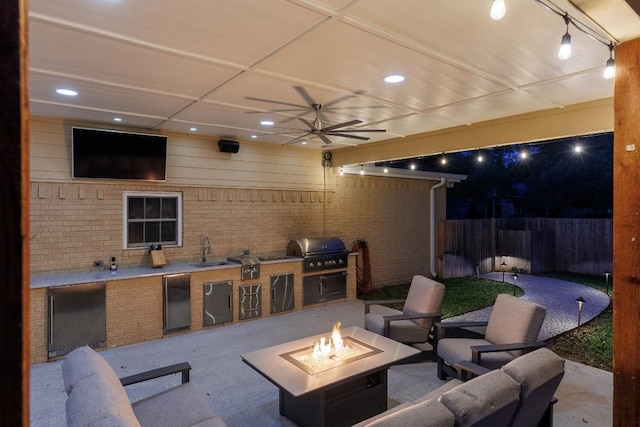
[{"left": 280, "top": 322, "right": 382, "bottom": 375}]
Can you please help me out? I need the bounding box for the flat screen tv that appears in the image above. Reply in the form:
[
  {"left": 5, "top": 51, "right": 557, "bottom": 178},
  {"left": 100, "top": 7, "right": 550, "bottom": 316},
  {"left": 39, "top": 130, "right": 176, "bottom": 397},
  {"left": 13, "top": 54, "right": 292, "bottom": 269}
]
[{"left": 72, "top": 127, "right": 168, "bottom": 181}]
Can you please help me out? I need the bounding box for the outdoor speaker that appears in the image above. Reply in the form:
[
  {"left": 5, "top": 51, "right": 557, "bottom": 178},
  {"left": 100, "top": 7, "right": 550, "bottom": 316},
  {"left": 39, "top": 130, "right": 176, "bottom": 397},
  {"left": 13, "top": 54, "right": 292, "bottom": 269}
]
[{"left": 218, "top": 139, "right": 240, "bottom": 153}]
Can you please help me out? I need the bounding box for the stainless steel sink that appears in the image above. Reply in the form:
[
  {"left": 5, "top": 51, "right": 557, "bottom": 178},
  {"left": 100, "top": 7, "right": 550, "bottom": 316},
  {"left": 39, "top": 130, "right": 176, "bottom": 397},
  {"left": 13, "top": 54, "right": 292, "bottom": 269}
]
[{"left": 190, "top": 260, "right": 235, "bottom": 268}]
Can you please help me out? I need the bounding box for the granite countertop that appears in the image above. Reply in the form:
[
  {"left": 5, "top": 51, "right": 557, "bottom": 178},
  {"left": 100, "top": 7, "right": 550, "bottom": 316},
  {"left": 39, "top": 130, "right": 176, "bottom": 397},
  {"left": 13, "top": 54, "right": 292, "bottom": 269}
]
[{"left": 30, "top": 257, "right": 301, "bottom": 289}]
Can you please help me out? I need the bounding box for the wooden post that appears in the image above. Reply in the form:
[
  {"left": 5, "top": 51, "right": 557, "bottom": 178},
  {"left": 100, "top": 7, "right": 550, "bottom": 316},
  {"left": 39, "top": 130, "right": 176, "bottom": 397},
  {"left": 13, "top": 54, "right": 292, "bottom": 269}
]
[
  {"left": 613, "top": 36, "right": 640, "bottom": 426},
  {"left": 0, "top": 0, "right": 29, "bottom": 425}
]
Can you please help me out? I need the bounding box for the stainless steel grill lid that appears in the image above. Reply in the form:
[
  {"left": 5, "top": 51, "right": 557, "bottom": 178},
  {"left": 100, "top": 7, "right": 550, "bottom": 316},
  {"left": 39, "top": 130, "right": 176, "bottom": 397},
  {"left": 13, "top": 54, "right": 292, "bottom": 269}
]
[{"left": 286, "top": 237, "right": 347, "bottom": 257}]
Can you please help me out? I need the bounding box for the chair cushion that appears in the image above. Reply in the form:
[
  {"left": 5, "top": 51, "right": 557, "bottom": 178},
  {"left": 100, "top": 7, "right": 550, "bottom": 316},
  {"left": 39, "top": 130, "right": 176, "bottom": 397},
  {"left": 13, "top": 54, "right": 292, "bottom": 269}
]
[
  {"left": 365, "top": 305, "right": 430, "bottom": 343},
  {"left": 62, "top": 345, "right": 120, "bottom": 395},
  {"left": 501, "top": 348, "right": 565, "bottom": 427},
  {"left": 365, "top": 398, "right": 455, "bottom": 427},
  {"left": 403, "top": 275, "right": 445, "bottom": 328},
  {"left": 437, "top": 337, "right": 516, "bottom": 370},
  {"left": 438, "top": 369, "right": 521, "bottom": 427},
  {"left": 132, "top": 383, "right": 225, "bottom": 427},
  {"left": 485, "top": 294, "right": 546, "bottom": 357},
  {"left": 65, "top": 370, "right": 141, "bottom": 427}
]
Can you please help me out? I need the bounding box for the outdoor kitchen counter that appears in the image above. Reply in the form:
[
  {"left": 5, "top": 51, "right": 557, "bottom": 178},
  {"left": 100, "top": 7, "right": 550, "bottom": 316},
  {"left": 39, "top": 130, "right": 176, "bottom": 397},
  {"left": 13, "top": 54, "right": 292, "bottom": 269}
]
[
  {"left": 30, "top": 258, "right": 301, "bottom": 289},
  {"left": 29, "top": 254, "right": 358, "bottom": 364}
]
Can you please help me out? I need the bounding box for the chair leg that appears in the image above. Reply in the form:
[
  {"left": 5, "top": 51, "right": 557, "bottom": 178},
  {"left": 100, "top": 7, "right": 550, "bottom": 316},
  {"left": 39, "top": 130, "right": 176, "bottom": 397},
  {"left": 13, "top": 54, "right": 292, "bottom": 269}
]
[{"left": 437, "top": 357, "right": 448, "bottom": 380}]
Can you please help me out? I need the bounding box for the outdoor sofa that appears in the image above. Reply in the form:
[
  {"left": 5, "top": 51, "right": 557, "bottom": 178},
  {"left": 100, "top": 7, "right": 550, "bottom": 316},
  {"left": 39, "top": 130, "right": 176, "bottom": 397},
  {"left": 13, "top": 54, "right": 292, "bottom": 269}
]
[{"left": 353, "top": 347, "right": 565, "bottom": 427}]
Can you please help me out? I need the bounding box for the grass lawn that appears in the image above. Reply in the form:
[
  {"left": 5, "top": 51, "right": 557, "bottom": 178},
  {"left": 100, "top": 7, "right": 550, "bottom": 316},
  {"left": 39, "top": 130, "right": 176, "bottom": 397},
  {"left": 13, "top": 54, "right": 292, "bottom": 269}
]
[{"left": 359, "top": 272, "right": 612, "bottom": 371}]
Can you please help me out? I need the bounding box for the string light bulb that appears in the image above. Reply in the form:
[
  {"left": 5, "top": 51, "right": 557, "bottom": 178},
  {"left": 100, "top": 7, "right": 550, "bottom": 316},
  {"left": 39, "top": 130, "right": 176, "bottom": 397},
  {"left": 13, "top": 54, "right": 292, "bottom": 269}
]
[
  {"left": 603, "top": 43, "right": 615, "bottom": 80},
  {"left": 440, "top": 153, "right": 447, "bottom": 165},
  {"left": 558, "top": 14, "right": 572, "bottom": 60},
  {"left": 477, "top": 154, "right": 484, "bottom": 163},
  {"left": 383, "top": 166, "right": 389, "bottom": 173},
  {"left": 410, "top": 163, "right": 416, "bottom": 170},
  {"left": 339, "top": 167, "right": 344, "bottom": 176},
  {"left": 490, "top": 0, "right": 506, "bottom": 20},
  {"left": 360, "top": 165, "right": 365, "bottom": 175}
]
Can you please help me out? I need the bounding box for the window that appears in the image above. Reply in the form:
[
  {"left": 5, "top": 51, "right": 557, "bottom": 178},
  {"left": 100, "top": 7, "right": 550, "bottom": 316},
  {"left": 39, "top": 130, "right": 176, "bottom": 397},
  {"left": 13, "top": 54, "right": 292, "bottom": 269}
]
[{"left": 123, "top": 192, "right": 182, "bottom": 249}]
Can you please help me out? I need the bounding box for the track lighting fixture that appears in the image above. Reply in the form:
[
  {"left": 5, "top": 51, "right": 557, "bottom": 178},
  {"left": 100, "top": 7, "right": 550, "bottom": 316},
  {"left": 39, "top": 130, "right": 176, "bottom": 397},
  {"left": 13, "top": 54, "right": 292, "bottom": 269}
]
[
  {"left": 490, "top": 0, "right": 506, "bottom": 20},
  {"left": 603, "top": 43, "right": 615, "bottom": 80},
  {"left": 558, "top": 14, "right": 572, "bottom": 60}
]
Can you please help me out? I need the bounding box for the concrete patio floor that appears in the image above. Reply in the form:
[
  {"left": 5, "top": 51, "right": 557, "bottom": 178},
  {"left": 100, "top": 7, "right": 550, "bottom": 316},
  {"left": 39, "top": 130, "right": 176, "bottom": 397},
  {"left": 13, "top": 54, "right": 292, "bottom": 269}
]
[{"left": 30, "top": 274, "right": 613, "bottom": 426}]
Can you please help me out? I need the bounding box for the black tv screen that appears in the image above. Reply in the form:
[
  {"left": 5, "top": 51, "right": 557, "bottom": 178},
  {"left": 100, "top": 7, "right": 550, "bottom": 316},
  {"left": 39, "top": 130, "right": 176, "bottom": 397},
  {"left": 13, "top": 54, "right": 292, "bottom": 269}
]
[{"left": 72, "top": 127, "right": 168, "bottom": 181}]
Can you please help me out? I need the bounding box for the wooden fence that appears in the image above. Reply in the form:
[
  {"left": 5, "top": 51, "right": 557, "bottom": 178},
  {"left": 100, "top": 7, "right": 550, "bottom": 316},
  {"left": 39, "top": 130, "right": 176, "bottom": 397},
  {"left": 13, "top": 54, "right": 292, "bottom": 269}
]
[{"left": 438, "top": 218, "right": 613, "bottom": 278}]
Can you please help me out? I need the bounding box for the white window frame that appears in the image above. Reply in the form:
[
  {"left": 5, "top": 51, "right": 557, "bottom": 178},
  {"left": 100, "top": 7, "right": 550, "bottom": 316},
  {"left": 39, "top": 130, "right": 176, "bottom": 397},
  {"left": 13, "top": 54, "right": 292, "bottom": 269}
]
[{"left": 122, "top": 191, "right": 183, "bottom": 249}]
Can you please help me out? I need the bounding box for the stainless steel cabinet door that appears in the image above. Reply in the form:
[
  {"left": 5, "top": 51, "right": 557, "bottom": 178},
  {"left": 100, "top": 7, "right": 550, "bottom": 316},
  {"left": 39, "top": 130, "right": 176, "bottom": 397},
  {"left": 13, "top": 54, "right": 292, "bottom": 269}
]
[
  {"left": 203, "top": 281, "right": 233, "bottom": 326},
  {"left": 48, "top": 282, "right": 106, "bottom": 359},
  {"left": 163, "top": 273, "right": 191, "bottom": 334}
]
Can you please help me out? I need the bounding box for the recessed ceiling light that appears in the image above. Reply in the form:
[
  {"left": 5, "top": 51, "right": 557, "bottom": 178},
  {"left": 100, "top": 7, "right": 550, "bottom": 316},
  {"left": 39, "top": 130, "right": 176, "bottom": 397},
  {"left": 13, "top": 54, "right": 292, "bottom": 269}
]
[
  {"left": 250, "top": 135, "right": 257, "bottom": 139},
  {"left": 189, "top": 127, "right": 197, "bottom": 132},
  {"left": 260, "top": 120, "right": 274, "bottom": 126},
  {"left": 56, "top": 88, "right": 78, "bottom": 96},
  {"left": 301, "top": 140, "right": 308, "bottom": 145},
  {"left": 113, "top": 117, "right": 122, "bottom": 122},
  {"left": 384, "top": 74, "right": 405, "bottom": 83}
]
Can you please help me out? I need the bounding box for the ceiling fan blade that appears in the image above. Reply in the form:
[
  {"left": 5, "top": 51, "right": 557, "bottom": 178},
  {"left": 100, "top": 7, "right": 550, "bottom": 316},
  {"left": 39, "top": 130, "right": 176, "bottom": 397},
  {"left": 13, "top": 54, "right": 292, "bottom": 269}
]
[
  {"left": 293, "top": 86, "right": 318, "bottom": 108},
  {"left": 299, "top": 117, "right": 318, "bottom": 131},
  {"left": 327, "top": 128, "right": 386, "bottom": 133},
  {"left": 324, "top": 132, "right": 370, "bottom": 141},
  {"left": 321, "top": 89, "right": 366, "bottom": 109},
  {"left": 282, "top": 134, "right": 310, "bottom": 146},
  {"left": 321, "top": 119, "right": 362, "bottom": 132},
  {"left": 245, "top": 96, "right": 308, "bottom": 109},
  {"left": 319, "top": 133, "right": 333, "bottom": 145}
]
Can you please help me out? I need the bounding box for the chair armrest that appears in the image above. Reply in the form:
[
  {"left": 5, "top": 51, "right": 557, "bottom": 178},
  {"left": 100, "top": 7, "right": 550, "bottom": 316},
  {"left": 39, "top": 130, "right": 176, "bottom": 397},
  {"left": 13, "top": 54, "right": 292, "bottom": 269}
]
[
  {"left": 435, "top": 321, "right": 488, "bottom": 340},
  {"left": 455, "top": 360, "right": 491, "bottom": 381},
  {"left": 471, "top": 341, "right": 546, "bottom": 364},
  {"left": 120, "top": 361, "right": 192, "bottom": 386},
  {"left": 382, "top": 312, "right": 442, "bottom": 336},
  {"left": 363, "top": 299, "right": 406, "bottom": 314}
]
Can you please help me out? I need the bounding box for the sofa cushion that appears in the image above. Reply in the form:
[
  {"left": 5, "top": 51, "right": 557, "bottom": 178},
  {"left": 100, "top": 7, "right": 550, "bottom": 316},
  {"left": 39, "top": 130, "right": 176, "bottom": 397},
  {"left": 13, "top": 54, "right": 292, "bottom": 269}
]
[
  {"left": 365, "top": 398, "right": 455, "bottom": 427},
  {"left": 65, "top": 371, "right": 140, "bottom": 427},
  {"left": 436, "top": 337, "right": 515, "bottom": 370},
  {"left": 403, "top": 275, "right": 445, "bottom": 328},
  {"left": 62, "top": 345, "right": 120, "bottom": 395},
  {"left": 365, "top": 305, "right": 430, "bottom": 343},
  {"left": 438, "top": 369, "right": 521, "bottom": 427},
  {"left": 501, "top": 348, "right": 565, "bottom": 427},
  {"left": 132, "top": 383, "right": 225, "bottom": 427},
  {"left": 485, "top": 294, "right": 546, "bottom": 357}
]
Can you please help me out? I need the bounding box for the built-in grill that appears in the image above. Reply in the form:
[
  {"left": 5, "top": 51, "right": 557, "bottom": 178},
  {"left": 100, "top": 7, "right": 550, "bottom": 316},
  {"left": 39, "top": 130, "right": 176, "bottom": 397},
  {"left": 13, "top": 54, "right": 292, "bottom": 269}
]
[
  {"left": 287, "top": 237, "right": 350, "bottom": 306},
  {"left": 287, "top": 237, "right": 349, "bottom": 273}
]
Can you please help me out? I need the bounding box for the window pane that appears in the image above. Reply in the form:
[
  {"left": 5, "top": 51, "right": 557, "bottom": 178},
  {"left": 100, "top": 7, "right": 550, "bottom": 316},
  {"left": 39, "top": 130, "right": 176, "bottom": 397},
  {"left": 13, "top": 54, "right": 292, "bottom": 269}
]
[
  {"left": 128, "top": 198, "right": 145, "bottom": 219},
  {"left": 145, "top": 198, "right": 161, "bottom": 218},
  {"left": 145, "top": 221, "right": 161, "bottom": 242},
  {"left": 128, "top": 222, "right": 144, "bottom": 244},
  {"left": 161, "top": 221, "right": 176, "bottom": 243},
  {"left": 161, "top": 197, "right": 177, "bottom": 219}
]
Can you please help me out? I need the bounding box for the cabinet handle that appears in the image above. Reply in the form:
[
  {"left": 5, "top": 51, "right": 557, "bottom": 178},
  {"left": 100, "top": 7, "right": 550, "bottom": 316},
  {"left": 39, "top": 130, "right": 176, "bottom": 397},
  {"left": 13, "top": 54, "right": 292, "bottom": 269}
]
[{"left": 49, "top": 296, "right": 54, "bottom": 345}]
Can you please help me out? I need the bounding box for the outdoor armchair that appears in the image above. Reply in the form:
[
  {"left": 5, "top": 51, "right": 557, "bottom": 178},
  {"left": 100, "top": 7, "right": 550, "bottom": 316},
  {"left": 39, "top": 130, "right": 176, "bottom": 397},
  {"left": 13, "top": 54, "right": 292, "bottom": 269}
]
[
  {"left": 435, "top": 293, "right": 546, "bottom": 380},
  {"left": 364, "top": 274, "right": 445, "bottom": 360}
]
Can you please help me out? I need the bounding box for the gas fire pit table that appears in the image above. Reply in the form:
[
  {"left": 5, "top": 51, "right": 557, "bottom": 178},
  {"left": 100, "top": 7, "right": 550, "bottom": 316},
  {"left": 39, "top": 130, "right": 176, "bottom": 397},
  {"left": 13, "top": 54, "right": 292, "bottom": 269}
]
[{"left": 241, "top": 325, "right": 420, "bottom": 427}]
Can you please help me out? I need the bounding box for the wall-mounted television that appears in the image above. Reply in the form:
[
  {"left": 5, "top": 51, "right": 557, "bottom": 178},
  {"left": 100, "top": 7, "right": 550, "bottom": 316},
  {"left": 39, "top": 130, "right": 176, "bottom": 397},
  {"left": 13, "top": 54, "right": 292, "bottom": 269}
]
[{"left": 72, "top": 127, "right": 168, "bottom": 181}]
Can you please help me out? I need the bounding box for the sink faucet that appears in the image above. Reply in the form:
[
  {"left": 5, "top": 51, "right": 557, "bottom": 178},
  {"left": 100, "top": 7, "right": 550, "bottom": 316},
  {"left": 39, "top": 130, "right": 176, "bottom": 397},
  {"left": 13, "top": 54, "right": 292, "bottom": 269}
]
[{"left": 201, "top": 236, "right": 211, "bottom": 262}]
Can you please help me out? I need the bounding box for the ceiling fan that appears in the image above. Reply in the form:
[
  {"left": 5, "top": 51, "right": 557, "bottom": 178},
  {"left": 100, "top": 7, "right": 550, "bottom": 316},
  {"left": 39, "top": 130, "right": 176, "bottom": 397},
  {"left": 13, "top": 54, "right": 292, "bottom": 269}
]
[{"left": 282, "top": 103, "right": 386, "bottom": 146}]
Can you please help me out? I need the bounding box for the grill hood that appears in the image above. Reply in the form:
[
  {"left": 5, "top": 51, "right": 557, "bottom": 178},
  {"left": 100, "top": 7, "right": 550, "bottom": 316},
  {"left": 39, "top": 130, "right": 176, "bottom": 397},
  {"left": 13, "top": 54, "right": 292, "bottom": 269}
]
[{"left": 286, "top": 237, "right": 347, "bottom": 257}]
